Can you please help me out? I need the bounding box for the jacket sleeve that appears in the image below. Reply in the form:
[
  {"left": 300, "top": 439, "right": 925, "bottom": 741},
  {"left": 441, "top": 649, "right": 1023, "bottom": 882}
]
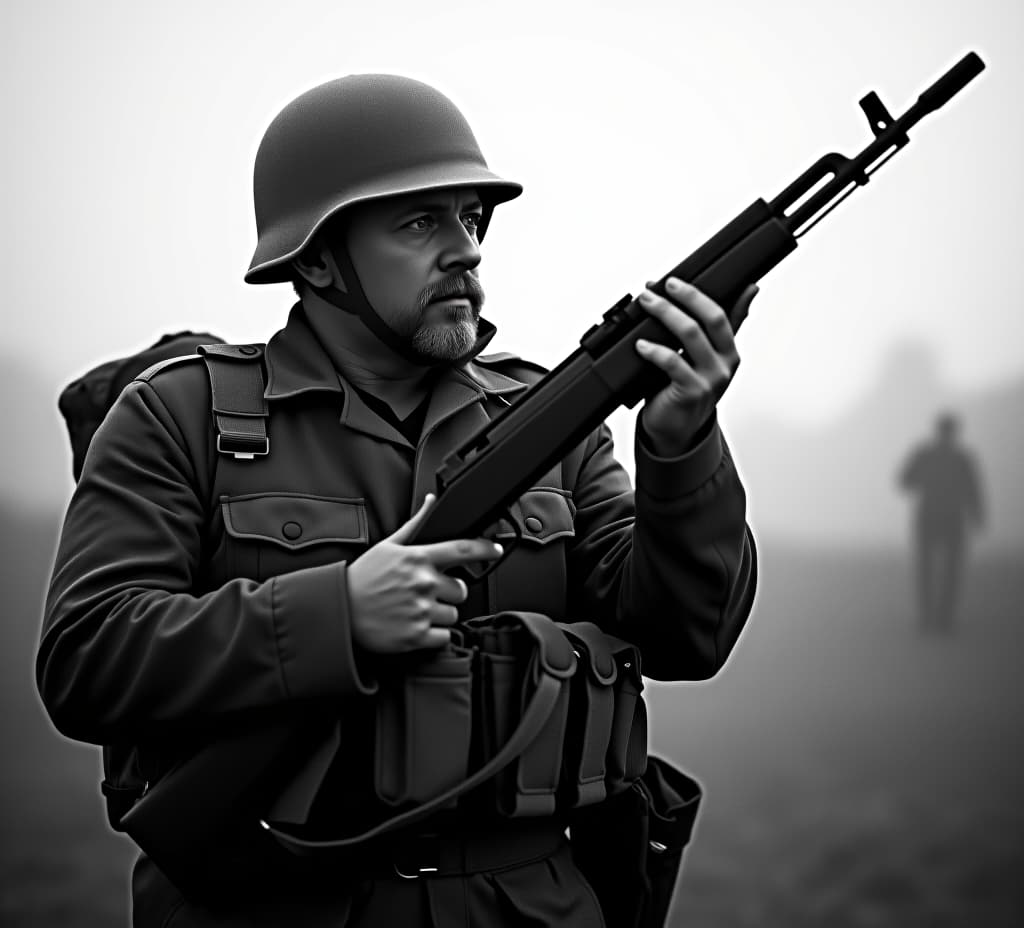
[
  {"left": 37, "top": 375, "right": 375, "bottom": 746},
  {"left": 565, "top": 414, "right": 757, "bottom": 681}
]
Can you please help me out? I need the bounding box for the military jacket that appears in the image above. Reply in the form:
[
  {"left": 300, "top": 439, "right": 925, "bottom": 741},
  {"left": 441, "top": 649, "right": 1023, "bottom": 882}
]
[{"left": 39, "top": 304, "right": 757, "bottom": 770}]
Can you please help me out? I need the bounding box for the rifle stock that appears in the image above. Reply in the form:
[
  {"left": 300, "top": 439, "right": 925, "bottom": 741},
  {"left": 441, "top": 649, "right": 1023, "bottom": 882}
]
[{"left": 120, "top": 52, "right": 985, "bottom": 880}]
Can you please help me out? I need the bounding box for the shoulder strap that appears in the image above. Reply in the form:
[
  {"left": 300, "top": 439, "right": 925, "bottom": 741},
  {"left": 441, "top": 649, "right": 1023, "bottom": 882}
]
[
  {"left": 136, "top": 353, "right": 201, "bottom": 383},
  {"left": 198, "top": 344, "right": 269, "bottom": 460}
]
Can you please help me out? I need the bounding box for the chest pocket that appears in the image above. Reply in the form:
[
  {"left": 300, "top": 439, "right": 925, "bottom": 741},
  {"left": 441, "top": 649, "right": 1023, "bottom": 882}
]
[
  {"left": 219, "top": 492, "right": 369, "bottom": 581},
  {"left": 489, "top": 487, "right": 576, "bottom": 617}
]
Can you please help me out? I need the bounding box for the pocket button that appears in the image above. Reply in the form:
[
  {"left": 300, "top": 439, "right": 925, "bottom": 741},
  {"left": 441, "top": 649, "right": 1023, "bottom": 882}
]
[
  {"left": 282, "top": 521, "right": 303, "bottom": 541},
  {"left": 524, "top": 516, "right": 543, "bottom": 534}
]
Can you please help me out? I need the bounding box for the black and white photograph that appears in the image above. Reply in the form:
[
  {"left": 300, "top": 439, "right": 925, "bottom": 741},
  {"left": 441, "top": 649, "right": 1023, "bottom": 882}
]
[{"left": 2, "top": 2, "right": 1021, "bottom": 925}]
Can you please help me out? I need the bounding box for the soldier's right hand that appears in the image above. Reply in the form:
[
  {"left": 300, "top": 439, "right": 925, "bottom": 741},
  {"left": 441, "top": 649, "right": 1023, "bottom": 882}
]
[{"left": 346, "top": 494, "right": 503, "bottom": 653}]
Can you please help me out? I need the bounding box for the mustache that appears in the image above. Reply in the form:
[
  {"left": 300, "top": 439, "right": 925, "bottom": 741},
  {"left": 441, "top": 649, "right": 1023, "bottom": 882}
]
[{"left": 417, "top": 274, "right": 485, "bottom": 312}]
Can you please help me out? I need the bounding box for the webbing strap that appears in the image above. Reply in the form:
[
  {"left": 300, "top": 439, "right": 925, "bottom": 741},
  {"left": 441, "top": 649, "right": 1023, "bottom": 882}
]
[
  {"left": 263, "top": 614, "right": 577, "bottom": 854},
  {"left": 262, "top": 667, "right": 564, "bottom": 854},
  {"left": 198, "top": 344, "right": 269, "bottom": 459},
  {"left": 558, "top": 622, "right": 620, "bottom": 807}
]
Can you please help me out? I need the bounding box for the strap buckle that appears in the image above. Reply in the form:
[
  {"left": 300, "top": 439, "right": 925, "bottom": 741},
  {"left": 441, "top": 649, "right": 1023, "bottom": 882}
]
[
  {"left": 216, "top": 434, "right": 270, "bottom": 460},
  {"left": 392, "top": 834, "right": 441, "bottom": 879}
]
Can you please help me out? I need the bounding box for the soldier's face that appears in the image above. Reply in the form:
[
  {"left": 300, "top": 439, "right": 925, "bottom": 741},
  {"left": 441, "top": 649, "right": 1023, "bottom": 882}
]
[{"left": 344, "top": 187, "right": 486, "bottom": 360}]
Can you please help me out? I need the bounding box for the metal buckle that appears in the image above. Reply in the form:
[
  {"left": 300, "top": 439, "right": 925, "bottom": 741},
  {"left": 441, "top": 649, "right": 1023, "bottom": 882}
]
[
  {"left": 392, "top": 835, "right": 441, "bottom": 879},
  {"left": 216, "top": 434, "right": 270, "bottom": 460},
  {"left": 393, "top": 862, "right": 440, "bottom": 880}
]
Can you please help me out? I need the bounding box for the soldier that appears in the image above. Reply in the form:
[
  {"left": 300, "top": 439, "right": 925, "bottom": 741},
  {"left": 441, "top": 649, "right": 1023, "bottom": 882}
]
[
  {"left": 38, "top": 75, "right": 758, "bottom": 926},
  {"left": 898, "top": 411, "right": 985, "bottom": 631}
]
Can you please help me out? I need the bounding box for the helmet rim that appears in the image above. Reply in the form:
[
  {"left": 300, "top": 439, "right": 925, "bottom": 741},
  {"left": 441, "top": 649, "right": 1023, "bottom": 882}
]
[{"left": 246, "top": 168, "right": 521, "bottom": 285}]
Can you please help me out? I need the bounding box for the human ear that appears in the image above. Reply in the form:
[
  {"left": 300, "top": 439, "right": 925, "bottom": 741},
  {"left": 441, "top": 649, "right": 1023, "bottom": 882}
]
[{"left": 291, "top": 238, "right": 348, "bottom": 292}]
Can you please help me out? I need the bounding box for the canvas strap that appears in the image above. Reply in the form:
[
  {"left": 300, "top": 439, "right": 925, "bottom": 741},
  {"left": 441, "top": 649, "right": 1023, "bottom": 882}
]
[{"left": 198, "top": 344, "right": 269, "bottom": 459}]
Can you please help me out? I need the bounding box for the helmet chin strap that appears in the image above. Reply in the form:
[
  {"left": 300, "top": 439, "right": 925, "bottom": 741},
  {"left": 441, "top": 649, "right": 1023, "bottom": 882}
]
[
  {"left": 309, "top": 241, "right": 439, "bottom": 367},
  {"left": 309, "top": 241, "right": 487, "bottom": 368}
]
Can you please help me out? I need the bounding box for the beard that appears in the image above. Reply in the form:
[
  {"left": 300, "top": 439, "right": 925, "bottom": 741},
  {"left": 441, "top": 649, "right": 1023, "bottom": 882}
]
[
  {"left": 408, "top": 273, "right": 485, "bottom": 362},
  {"left": 411, "top": 311, "right": 480, "bottom": 361}
]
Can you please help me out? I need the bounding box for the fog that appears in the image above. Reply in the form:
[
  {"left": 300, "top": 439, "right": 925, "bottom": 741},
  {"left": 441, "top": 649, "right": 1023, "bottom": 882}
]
[{"left": 3, "top": 0, "right": 1022, "bottom": 924}]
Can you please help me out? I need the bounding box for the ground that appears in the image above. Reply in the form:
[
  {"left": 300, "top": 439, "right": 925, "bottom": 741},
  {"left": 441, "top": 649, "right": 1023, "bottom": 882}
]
[{"left": 658, "top": 544, "right": 1024, "bottom": 927}]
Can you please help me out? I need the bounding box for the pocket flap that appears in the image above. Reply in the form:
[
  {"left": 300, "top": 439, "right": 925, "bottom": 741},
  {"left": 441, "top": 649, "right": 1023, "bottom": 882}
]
[
  {"left": 221, "top": 493, "right": 368, "bottom": 550},
  {"left": 495, "top": 488, "right": 576, "bottom": 546}
]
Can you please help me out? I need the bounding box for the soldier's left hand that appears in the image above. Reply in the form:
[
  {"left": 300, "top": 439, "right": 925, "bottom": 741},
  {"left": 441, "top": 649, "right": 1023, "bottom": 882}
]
[{"left": 634, "top": 277, "right": 759, "bottom": 457}]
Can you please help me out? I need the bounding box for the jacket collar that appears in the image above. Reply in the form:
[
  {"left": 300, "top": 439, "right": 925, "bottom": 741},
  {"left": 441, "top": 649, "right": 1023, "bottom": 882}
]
[
  {"left": 264, "top": 301, "right": 531, "bottom": 401},
  {"left": 263, "top": 303, "right": 340, "bottom": 399}
]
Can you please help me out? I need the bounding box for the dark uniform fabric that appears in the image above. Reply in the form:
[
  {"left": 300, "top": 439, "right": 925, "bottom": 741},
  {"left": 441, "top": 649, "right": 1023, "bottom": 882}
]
[
  {"left": 132, "top": 834, "right": 602, "bottom": 927},
  {"left": 39, "top": 302, "right": 757, "bottom": 926}
]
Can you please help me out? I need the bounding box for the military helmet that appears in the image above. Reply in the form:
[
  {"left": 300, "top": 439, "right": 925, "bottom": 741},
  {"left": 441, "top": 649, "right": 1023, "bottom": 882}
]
[{"left": 245, "top": 74, "right": 522, "bottom": 284}]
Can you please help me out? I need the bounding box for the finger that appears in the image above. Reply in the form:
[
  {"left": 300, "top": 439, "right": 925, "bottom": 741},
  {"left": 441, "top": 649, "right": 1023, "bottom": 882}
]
[
  {"left": 635, "top": 338, "right": 708, "bottom": 392},
  {"left": 646, "top": 278, "right": 739, "bottom": 354},
  {"left": 729, "top": 284, "right": 759, "bottom": 332},
  {"left": 387, "top": 493, "right": 436, "bottom": 544},
  {"left": 435, "top": 573, "right": 469, "bottom": 605},
  {"left": 417, "top": 626, "right": 453, "bottom": 650},
  {"left": 423, "top": 538, "right": 504, "bottom": 570},
  {"left": 662, "top": 278, "right": 740, "bottom": 355},
  {"left": 637, "top": 289, "right": 722, "bottom": 373},
  {"left": 429, "top": 602, "right": 461, "bottom": 626}
]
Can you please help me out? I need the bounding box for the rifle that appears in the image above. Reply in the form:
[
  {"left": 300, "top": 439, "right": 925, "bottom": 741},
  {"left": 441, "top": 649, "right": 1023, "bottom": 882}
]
[
  {"left": 120, "top": 51, "right": 985, "bottom": 894},
  {"left": 411, "top": 50, "right": 986, "bottom": 546}
]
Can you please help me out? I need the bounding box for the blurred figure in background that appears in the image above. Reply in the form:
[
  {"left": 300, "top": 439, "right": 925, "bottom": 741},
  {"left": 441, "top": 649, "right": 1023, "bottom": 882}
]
[{"left": 897, "top": 411, "right": 985, "bottom": 632}]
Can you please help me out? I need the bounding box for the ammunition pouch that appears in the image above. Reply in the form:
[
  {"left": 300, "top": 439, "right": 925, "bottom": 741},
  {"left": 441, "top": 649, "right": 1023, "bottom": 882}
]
[
  {"left": 368, "top": 613, "right": 648, "bottom": 823},
  {"left": 374, "top": 642, "right": 476, "bottom": 807},
  {"left": 461, "top": 611, "right": 575, "bottom": 817},
  {"left": 558, "top": 622, "right": 647, "bottom": 808},
  {"left": 262, "top": 611, "right": 651, "bottom": 856}
]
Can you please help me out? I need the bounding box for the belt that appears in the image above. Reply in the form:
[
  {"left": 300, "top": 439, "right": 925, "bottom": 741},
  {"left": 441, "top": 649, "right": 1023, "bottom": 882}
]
[{"left": 371, "top": 819, "right": 566, "bottom": 879}]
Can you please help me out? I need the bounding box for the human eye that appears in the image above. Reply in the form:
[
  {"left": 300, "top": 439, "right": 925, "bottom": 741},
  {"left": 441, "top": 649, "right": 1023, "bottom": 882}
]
[
  {"left": 404, "top": 214, "right": 436, "bottom": 232},
  {"left": 461, "top": 211, "right": 483, "bottom": 233}
]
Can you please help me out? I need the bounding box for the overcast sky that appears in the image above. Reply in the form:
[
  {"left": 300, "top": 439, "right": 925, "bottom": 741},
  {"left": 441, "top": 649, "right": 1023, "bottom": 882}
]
[{"left": 2, "top": 0, "right": 1020, "bottom": 505}]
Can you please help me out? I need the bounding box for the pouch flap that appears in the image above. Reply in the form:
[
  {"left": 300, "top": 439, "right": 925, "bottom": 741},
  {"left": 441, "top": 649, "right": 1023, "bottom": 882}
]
[
  {"left": 494, "top": 488, "right": 576, "bottom": 546},
  {"left": 512, "top": 612, "right": 577, "bottom": 679},
  {"left": 559, "top": 622, "right": 618, "bottom": 684},
  {"left": 464, "top": 612, "right": 577, "bottom": 679},
  {"left": 221, "top": 493, "right": 368, "bottom": 550},
  {"left": 606, "top": 634, "right": 643, "bottom": 682}
]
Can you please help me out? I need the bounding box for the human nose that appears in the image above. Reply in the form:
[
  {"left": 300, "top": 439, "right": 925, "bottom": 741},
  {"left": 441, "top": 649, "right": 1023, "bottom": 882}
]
[{"left": 437, "top": 218, "right": 481, "bottom": 273}]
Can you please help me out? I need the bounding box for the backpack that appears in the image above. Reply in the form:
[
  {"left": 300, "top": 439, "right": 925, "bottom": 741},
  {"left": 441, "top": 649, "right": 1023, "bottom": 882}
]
[{"left": 58, "top": 331, "right": 225, "bottom": 481}]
